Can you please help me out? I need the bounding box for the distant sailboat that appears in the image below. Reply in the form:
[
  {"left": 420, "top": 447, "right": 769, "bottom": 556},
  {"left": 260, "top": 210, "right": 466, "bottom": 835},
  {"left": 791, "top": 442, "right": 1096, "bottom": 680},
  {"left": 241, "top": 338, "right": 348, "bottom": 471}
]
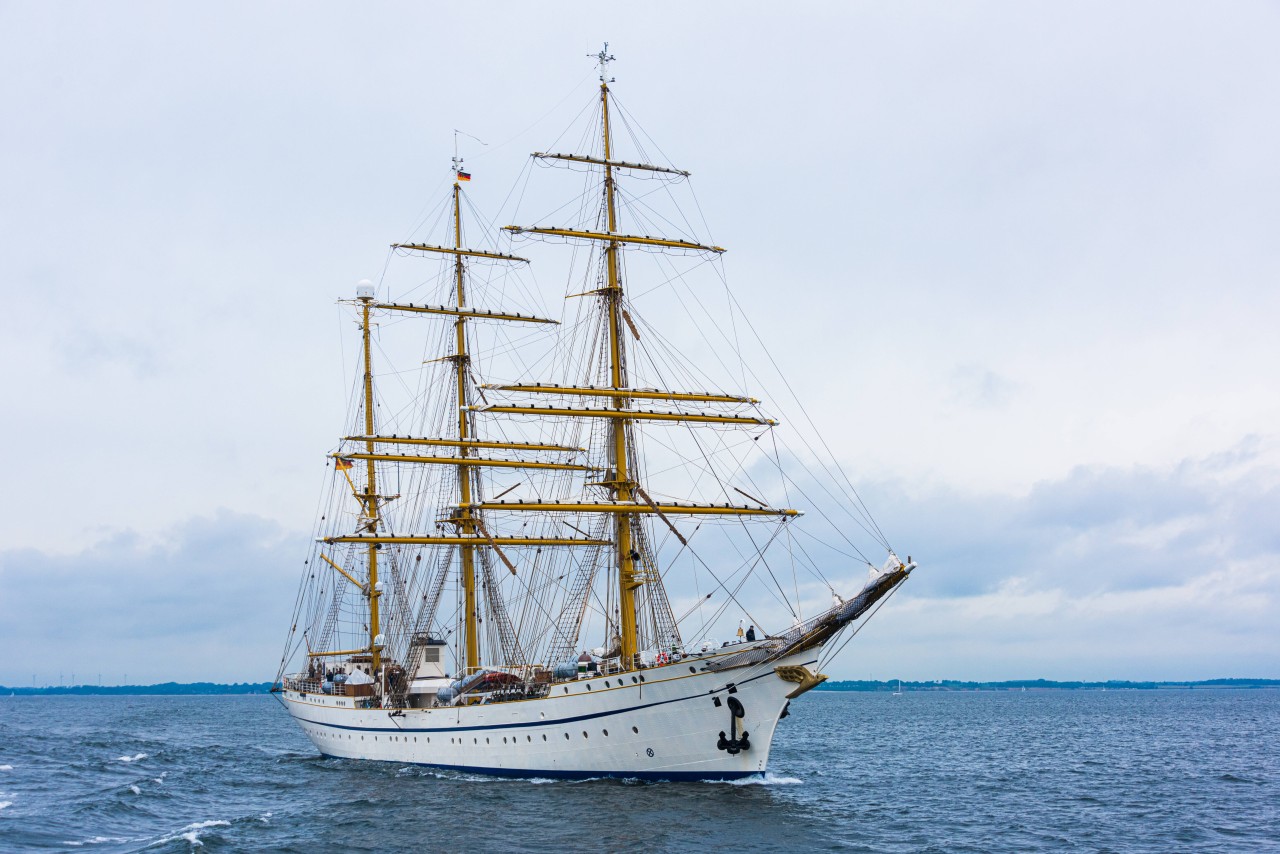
[{"left": 893, "top": 680, "right": 902, "bottom": 696}]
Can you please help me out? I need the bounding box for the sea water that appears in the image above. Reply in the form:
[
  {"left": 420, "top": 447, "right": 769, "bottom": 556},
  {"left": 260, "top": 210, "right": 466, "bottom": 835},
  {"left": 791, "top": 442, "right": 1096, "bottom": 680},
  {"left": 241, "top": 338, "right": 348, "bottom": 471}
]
[{"left": 0, "top": 689, "right": 1276, "bottom": 852}]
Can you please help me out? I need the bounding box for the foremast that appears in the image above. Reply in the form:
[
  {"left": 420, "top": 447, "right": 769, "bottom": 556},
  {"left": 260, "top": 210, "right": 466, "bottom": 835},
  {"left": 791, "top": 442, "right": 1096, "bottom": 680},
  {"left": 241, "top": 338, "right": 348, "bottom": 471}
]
[
  {"left": 598, "top": 65, "right": 642, "bottom": 668},
  {"left": 499, "top": 46, "right": 799, "bottom": 671}
]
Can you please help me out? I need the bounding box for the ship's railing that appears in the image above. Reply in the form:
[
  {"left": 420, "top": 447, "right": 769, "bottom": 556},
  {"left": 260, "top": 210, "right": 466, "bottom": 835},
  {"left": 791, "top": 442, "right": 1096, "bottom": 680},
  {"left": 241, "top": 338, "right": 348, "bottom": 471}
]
[{"left": 282, "top": 674, "right": 379, "bottom": 698}]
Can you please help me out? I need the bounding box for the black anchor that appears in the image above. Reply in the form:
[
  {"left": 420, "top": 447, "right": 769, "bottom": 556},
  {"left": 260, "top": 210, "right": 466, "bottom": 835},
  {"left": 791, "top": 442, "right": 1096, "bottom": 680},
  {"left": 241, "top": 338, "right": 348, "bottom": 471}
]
[{"left": 716, "top": 695, "right": 751, "bottom": 754}]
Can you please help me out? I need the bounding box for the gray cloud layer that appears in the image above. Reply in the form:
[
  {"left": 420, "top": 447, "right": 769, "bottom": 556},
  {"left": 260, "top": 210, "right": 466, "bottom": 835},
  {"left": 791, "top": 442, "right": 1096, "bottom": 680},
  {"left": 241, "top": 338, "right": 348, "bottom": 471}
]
[
  {"left": 2, "top": 442, "right": 1273, "bottom": 684},
  {"left": 2, "top": 3, "right": 1277, "bottom": 681}
]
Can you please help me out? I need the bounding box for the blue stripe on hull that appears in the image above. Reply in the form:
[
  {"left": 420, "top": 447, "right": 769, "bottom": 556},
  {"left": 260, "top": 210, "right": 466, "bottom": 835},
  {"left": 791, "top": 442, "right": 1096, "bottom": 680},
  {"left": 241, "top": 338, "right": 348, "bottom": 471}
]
[{"left": 316, "top": 752, "right": 757, "bottom": 782}]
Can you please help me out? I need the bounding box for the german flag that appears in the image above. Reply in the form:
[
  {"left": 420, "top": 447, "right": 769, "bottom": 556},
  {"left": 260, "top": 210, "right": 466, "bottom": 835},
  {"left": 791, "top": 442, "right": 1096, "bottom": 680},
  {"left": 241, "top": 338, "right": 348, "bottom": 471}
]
[
  {"left": 457, "top": 171, "right": 472, "bottom": 182},
  {"left": 334, "top": 457, "right": 354, "bottom": 470}
]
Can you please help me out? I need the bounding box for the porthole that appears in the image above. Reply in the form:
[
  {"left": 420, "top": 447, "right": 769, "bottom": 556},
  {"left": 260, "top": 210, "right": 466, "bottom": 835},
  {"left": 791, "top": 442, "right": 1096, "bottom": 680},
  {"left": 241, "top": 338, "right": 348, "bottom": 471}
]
[
  {"left": 583, "top": 731, "right": 588, "bottom": 738},
  {"left": 689, "top": 667, "right": 696, "bottom": 674},
  {"left": 586, "top": 684, "right": 592, "bottom": 691},
  {"left": 474, "top": 738, "right": 477, "bottom": 744},
  {"left": 564, "top": 733, "right": 570, "bottom": 740},
  {"left": 543, "top": 734, "right": 548, "bottom": 741},
  {"left": 527, "top": 735, "right": 532, "bottom": 742},
  {"left": 603, "top": 729, "right": 609, "bottom": 737},
  {"left": 632, "top": 726, "right": 639, "bottom": 734},
  {"left": 638, "top": 674, "right": 645, "bottom": 682},
  {"left": 564, "top": 687, "right": 569, "bottom": 694},
  {"left": 503, "top": 737, "right": 507, "bottom": 744},
  {"left": 485, "top": 738, "right": 490, "bottom": 744},
  {"left": 632, "top": 676, "right": 638, "bottom": 684}
]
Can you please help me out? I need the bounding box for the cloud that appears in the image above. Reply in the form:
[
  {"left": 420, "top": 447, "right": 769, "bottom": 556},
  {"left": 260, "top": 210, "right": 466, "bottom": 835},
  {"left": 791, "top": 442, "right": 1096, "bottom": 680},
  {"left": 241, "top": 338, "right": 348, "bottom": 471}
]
[
  {"left": 1, "top": 5, "right": 1278, "bottom": 684},
  {"left": 0, "top": 511, "right": 300, "bottom": 685},
  {"left": 0, "top": 441, "right": 1274, "bottom": 685},
  {"left": 816, "top": 441, "right": 1280, "bottom": 679},
  {"left": 950, "top": 364, "right": 1017, "bottom": 408}
]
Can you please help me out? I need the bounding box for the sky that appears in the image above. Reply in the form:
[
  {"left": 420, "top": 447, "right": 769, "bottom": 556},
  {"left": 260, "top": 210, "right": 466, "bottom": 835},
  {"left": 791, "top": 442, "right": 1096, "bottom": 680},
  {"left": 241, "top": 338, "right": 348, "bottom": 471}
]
[{"left": 1, "top": 1, "right": 1277, "bottom": 684}]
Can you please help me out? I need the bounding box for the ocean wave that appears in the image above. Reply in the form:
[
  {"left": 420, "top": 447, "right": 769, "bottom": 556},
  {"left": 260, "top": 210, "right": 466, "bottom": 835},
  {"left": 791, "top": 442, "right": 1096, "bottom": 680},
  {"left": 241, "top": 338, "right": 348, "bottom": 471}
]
[
  {"left": 129, "top": 784, "right": 142, "bottom": 795},
  {"left": 145, "top": 819, "right": 230, "bottom": 849},
  {"left": 720, "top": 772, "right": 803, "bottom": 786},
  {"left": 117, "top": 753, "right": 147, "bottom": 763},
  {"left": 63, "top": 837, "right": 129, "bottom": 847},
  {"left": 0, "top": 800, "right": 12, "bottom": 811},
  {"left": 394, "top": 766, "right": 503, "bottom": 783},
  {"left": 0, "top": 764, "right": 12, "bottom": 770}
]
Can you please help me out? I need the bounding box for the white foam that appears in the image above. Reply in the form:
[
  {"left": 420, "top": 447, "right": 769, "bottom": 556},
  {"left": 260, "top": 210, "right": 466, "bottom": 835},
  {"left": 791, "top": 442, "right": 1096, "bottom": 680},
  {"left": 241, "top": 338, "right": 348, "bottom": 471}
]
[
  {"left": 407, "top": 768, "right": 500, "bottom": 783},
  {"left": 153, "top": 771, "right": 167, "bottom": 784},
  {"left": 64, "top": 837, "right": 128, "bottom": 847},
  {"left": 0, "top": 764, "right": 12, "bottom": 771},
  {"left": 721, "top": 772, "right": 803, "bottom": 786},
  {"left": 0, "top": 800, "right": 12, "bottom": 811},
  {"left": 117, "top": 753, "right": 147, "bottom": 763},
  {"left": 146, "top": 820, "right": 230, "bottom": 849},
  {"left": 129, "top": 784, "right": 141, "bottom": 795},
  {"left": 259, "top": 811, "right": 272, "bottom": 824}
]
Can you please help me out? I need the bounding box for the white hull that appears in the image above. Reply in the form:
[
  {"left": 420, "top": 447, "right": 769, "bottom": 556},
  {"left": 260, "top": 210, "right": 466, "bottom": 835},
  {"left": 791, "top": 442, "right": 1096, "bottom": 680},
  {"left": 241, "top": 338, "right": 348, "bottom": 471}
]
[{"left": 283, "top": 649, "right": 819, "bottom": 780}]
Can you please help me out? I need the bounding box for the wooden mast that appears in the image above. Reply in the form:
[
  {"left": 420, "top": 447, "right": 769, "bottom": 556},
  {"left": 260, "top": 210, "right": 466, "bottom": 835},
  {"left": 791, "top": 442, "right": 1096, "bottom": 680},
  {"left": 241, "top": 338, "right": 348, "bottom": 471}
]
[
  {"left": 358, "top": 290, "right": 383, "bottom": 674},
  {"left": 594, "top": 47, "right": 641, "bottom": 669},
  {"left": 451, "top": 174, "right": 482, "bottom": 675},
  {"left": 493, "top": 46, "right": 798, "bottom": 671}
]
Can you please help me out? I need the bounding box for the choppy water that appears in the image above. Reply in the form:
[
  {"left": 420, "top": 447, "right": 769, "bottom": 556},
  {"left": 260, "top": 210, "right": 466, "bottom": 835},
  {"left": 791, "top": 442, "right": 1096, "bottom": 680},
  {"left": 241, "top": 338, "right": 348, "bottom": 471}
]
[{"left": 0, "top": 689, "right": 1276, "bottom": 852}]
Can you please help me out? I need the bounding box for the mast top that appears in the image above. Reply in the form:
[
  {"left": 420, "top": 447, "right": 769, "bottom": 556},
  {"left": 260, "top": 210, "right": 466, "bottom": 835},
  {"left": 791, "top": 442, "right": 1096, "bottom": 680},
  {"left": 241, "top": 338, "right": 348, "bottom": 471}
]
[
  {"left": 356, "top": 279, "right": 375, "bottom": 301},
  {"left": 453, "top": 129, "right": 484, "bottom": 183},
  {"left": 591, "top": 42, "right": 616, "bottom": 84}
]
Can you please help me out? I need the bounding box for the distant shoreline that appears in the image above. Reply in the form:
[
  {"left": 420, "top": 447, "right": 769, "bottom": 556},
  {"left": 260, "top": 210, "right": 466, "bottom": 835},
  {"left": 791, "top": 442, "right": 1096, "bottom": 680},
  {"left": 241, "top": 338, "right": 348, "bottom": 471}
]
[
  {"left": 817, "top": 678, "right": 1280, "bottom": 692},
  {"left": 0, "top": 682, "right": 274, "bottom": 696},
  {"left": 2, "top": 677, "right": 1278, "bottom": 696}
]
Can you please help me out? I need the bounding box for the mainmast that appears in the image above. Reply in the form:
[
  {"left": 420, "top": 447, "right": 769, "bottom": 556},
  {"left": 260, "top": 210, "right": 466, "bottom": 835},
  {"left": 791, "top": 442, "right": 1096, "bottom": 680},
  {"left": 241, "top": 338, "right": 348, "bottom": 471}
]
[{"left": 450, "top": 163, "right": 481, "bottom": 675}]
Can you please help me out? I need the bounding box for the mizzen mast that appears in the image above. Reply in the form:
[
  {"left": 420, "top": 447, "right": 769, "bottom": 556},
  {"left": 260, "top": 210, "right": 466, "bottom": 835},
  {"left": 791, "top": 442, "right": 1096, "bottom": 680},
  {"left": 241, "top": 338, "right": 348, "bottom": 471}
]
[{"left": 358, "top": 284, "right": 384, "bottom": 675}]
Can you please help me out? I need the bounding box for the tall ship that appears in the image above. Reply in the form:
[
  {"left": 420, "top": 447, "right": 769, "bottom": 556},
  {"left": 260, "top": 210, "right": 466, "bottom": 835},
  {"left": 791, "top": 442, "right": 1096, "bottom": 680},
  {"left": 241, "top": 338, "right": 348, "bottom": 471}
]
[{"left": 275, "top": 47, "right": 916, "bottom": 780}]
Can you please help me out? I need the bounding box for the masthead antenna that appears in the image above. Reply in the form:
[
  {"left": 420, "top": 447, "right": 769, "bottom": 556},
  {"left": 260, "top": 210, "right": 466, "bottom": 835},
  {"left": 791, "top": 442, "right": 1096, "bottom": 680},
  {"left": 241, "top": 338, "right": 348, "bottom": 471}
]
[
  {"left": 590, "top": 42, "right": 616, "bottom": 83},
  {"left": 452, "top": 129, "right": 486, "bottom": 181}
]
